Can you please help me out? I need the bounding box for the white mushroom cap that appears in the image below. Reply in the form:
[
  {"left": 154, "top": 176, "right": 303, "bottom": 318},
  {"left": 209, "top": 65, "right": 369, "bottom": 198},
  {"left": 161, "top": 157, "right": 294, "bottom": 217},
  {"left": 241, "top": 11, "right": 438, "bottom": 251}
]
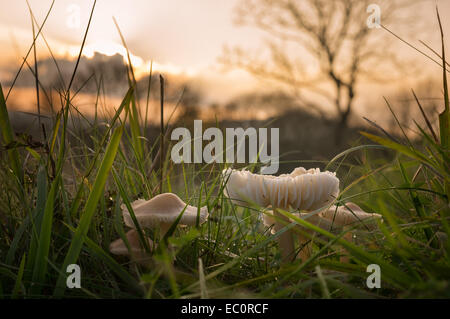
[
  {"left": 318, "top": 203, "right": 382, "bottom": 230},
  {"left": 263, "top": 203, "right": 382, "bottom": 234},
  {"left": 222, "top": 167, "right": 340, "bottom": 210},
  {"left": 109, "top": 229, "right": 153, "bottom": 256},
  {"left": 122, "top": 193, "right": 209, "bottom": 229}
]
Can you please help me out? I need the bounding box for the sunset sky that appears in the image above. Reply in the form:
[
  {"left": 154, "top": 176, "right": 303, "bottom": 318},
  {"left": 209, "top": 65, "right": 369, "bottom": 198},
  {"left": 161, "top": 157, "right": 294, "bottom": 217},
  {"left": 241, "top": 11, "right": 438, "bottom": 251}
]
[
  {"left": 1, "top": 0, "right": 450, "bottom": 108},
  {"left": 0, "top": 0, "right": 262, "bottom": 92}
]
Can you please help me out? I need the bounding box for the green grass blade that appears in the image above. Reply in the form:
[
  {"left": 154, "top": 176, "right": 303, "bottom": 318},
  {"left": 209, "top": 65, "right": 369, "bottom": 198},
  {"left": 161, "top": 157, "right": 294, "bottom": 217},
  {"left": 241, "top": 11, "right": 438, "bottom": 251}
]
[
  {"left": 0, "top": 83, "right": 23, "bottom": 183},
  {"left": 64, "top": 223, "right": 144, "bottom": 296},
  {"left": 279, "top": 209, "right": 414, "bottom": 289},
  {"left": 437, "top": 9, "right": 449, "bottom": 151},
  {"left": 24, "top": 164, "right": 48, "bottom": 270},
  {"left": 360, "top": 132, "right": 439, "bottom": 171},
  {"left": 12, "top": 253, "right": 26, "bottom": 299},
  {"left": 69, "top": 87, "right": 133, "bottom": 218},
  {"left": 112, "top": 169, "right": 151, "bottom": 253},
  {"left": 30, "top": 175, "right": 58, "bottom": 295},
  {"left": 53, "top": 125, "right": 124, "bottom": 297}
]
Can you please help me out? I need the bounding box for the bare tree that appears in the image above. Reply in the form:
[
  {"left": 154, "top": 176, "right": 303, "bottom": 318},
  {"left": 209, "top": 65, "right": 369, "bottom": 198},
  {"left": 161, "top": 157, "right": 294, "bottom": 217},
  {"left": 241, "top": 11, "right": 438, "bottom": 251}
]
[{"left": 222, "top": 0, "right": 423, "bottom": 131}]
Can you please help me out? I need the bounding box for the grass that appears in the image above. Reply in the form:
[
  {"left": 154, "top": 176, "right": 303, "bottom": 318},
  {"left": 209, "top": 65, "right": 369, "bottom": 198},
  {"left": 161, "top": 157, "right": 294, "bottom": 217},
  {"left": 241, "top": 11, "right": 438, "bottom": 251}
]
[{"left": 0, "top": 4, "right": 449, "bottom": 299}]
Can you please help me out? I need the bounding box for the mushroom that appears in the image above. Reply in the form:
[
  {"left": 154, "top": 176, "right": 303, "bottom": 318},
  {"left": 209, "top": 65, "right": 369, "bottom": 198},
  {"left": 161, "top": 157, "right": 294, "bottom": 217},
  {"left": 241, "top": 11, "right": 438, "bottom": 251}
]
[
  {"left": 121, "top": 193, "right": 209, "bottom": 238},
  {"left": 317, "top": 203, "right": 382, "bottom": 262},
  {"left": 222, "top": 167, "right": 340, "bottom": 263},
  {"left": 318, "top": 203, "right": 382, "bottom": 231},
  {"left": 265, "top": 202, "right": 382, "bottom": 262},
  {"left": 109, "top": 229, "right": 154, "bottom": 263}
]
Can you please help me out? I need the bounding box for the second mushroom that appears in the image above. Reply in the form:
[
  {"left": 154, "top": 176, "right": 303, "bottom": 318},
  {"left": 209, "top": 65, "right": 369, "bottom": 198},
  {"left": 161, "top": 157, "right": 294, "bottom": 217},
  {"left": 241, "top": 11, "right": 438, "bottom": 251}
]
[{"left": 110, "top": 193, "right": 209, "bottom": 259}]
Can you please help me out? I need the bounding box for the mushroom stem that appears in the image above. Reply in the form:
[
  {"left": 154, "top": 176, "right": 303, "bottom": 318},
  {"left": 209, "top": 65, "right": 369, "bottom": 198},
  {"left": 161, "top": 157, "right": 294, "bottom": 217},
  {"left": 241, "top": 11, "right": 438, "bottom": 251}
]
[
  {"left": 159, "top": 223, "right": 172, "bottom": 240},
  {"left": 273, "top": 207, "right": 295, "bottom": 264},
  {"left": 109, "top": 229, "right": 154, "bottom": 266},
  {"left": 295, "top": 213, "right": 331, "bottom": 262},
  {"left": 159, "top": 222, "right": 178, "bottom": 259},
  {"left": 297, "top": 234, "right": 312, "bottom": 262},
  {"left": 339, "top": 226, "right": 353, "bottom": 263}
]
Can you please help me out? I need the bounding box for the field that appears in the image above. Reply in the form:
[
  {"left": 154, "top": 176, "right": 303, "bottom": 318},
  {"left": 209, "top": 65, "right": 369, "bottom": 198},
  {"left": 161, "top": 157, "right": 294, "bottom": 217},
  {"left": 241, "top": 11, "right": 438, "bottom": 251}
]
[{"left": 0, "top": 2, "right": 449, "bottom": 299}]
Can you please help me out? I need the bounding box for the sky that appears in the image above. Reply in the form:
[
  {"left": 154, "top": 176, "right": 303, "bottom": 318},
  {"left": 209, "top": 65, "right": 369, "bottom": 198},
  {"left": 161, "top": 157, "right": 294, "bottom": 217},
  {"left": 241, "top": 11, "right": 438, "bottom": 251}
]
[
  {"left": 0, "top": 0, "right": 261, "bottom": 91},
  {"left": 0, "top": 0, "right": 259, "bottom": 67},
  {"left": 0, "top": 0, "right": 450, "bottom": 108}
]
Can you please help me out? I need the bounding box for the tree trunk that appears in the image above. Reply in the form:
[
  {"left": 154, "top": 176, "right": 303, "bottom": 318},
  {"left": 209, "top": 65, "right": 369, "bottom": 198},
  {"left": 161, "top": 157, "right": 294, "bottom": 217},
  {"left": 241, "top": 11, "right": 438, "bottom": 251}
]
[{"left": 334, "top": 101, "right": 352, "bottom": 144}]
